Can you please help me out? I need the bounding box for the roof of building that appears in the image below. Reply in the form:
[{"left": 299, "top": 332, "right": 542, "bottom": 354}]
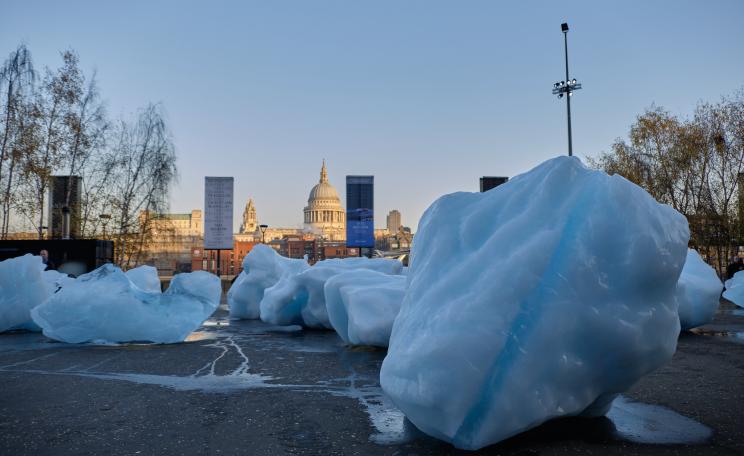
[
  {"left": 307, "top": 160, "right": 341, "bottom": 203},
  {"left": 152, "top": 213, "right": 192, "bottom": 221}
]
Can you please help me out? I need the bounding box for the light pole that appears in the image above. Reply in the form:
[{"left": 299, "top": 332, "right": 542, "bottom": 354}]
[
  {"left": 259, "top": 224, "right": 268, "bottom": 244},
  {"left": 61, "top": 206, "right": 72, "bottom": 239},
  {"left": 552, "top": 22, "right": 582, "bottom": 157}
]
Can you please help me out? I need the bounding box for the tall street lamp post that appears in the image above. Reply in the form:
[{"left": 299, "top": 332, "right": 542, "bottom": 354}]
[
  {"left": 552, "top": 22, "right": 582, "bottom": 157},
  {"left": 259, "top": 224, "right": 268, "bottom": 244}
]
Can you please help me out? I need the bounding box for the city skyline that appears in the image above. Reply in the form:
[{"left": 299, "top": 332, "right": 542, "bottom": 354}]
[{"left": 2, "top": 0, "right": 743, "bottom": 231}]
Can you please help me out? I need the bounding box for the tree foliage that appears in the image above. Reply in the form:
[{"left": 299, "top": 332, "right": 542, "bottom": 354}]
[
  {"left": 590, "top": 90, "right": 744, "bottom": 275},
  {"left": 0, "top": 44, "right": 178, "bottom": 268},
  {"left": 105, "top": 104, "right": 177, "bottom": 267},
  {"left": 0, "top": 44, "right": 36, "bottom": 238}
]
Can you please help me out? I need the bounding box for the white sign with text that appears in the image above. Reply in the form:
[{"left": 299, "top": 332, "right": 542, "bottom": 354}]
[{"left": 204, "top": 177, "right": 234, "bottom": 250}]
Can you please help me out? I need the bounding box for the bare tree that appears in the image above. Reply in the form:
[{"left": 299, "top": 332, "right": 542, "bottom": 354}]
[
  {"left": 0, "top": 45, "right": 36, "bottom": 238},
  {"left": 77, "top": 148, "right": 116, "bottom": 238},
  {"left": 591, "top": 89, "right": 744, "bottom": 276},
  {"left": 692, "top": 91, "right": 744, "bottom": 272},
  {"left": 1, "top": 44, "right": 180, "bottom": 257},
  {"left": 23, "top": 51, "right": 81, "bottom": 238},
  {"left": 60, "top": 56, "right": 108, "bottom": 237},
  {"left": 591, "top": 107, "right": 699, "bottom": 213},
  {"left": 106, "top": 104, "right": 177, "bottom": 267}
]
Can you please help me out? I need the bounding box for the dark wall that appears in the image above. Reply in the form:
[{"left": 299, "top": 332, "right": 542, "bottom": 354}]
[
  {"left": 48, "top": 175, "right": 82, "bottom": 239},
  {"left": 480, "top": 176, "right": 509, "bottom": 192},
  {"left": 0, "top": 239, "right": 113, "bottom": 276}
]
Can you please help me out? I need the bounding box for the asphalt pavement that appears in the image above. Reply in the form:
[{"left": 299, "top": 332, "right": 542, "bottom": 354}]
[{"left": 1, "top": 301, "right": 742, "bottom": 455}]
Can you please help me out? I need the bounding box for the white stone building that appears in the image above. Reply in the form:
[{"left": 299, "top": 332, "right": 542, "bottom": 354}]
[{"left": 303, "top": 161, "right": 346, "bottom": 241}]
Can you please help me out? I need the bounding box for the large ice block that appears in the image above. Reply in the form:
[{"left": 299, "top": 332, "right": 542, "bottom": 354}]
[
  {"left": 723, "top": 270, "right": 744, "bottom": 308},
  {"left": 42, "top": 269, "right": 75, "bottom": 295},
  {"left": 228, "top": 244, "right": 309, "bottom": 319},
  {"left": 325, "top": 269, "right": 406, "bottom": 347},
  {"left": 0, "top": 255, "right": 49, "bottom": 332},
  {"left": 380, "top": 156, "right": 689, "bottom": 450},
  {"left": 126, "top": 265, "right": 161, "bottom": 292},
  {"left": 676, "top": 249, "right": 722, "bottom": 330},
  {"left": 31, "top": 264, "right": 220, "bottom": 344},
  {"left": 260, "top": 257, "right": 403, "bottom": 328}
]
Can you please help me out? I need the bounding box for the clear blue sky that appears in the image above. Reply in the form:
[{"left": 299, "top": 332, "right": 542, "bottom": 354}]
[{"left": 3, "top": 0, "right": 743, "bottom": 231}]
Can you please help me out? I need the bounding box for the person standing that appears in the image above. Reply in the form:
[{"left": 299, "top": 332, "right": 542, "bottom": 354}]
[
  {"left": 39, "top": 249, "right": 56, "bottom": 271},
  {"left": 726, "top": 256, "right": 744, "bottom": 280}
]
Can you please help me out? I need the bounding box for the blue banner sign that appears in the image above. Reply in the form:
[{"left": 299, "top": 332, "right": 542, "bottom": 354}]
[{"left": 346, "top": 175, "right": 374, "bottom": 248}]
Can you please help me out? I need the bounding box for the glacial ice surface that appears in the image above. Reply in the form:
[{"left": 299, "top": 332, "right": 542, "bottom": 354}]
[
  {"left": 31, "top": 264, "right": 220, "bottom": 344},
  {"left": 723, "top": 270, "right": 744, "bottom": 308},
  {"left": 42, "top": 269, "right": 75, "bottom": 295},
  {"left": 380, "top": 156, "right": 689, "bottom": 450},
  {"left": 676, "top": 249, "right": 722, "bottom": 330},
  {"left": 228, "top": 244, "right": 309, "bottom": 319},
  {"left": 325, "top": 269, "right": 406, "bottom": 347},
  {"left": 126, "top": 265, "right": 161, "bottom": 292},
  {"left": 0, "top": 255, "right": 49, "bottom": 332},
  {"left": 260, "top": 257, "right": 403, "bottom": 328}
]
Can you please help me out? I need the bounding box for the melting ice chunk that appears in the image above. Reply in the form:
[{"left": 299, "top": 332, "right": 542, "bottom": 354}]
[
  {"left": 0, "top": 255, "right": 49, "bottom": 332},
  {"left": 723, "top": 270, "right": 744, "bottom": 309},
  {"left": 31, "top": 264, "right": 220, "bottom": 344},
  {"left": 675, "top": 249, "right": 722, "bottom": 330},
  {"left": 228, "top": 244, "right": 309, "bottom": 319},
  {"left": 325, "top": 269, "right": 406, "bottom": 347},
  {"left": 380, "top": 156, "right": 689, "bottom": 450},
  {"left": 126, "top": 265, "right": 162, "bottom": 293},
  {"left": 260, "top": 257, "right": 403, "bottom": 329}
]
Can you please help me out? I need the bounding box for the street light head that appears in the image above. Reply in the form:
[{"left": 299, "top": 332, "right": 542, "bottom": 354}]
[{"left": 561, "top": 23, "right": 569, "bottom": 32}]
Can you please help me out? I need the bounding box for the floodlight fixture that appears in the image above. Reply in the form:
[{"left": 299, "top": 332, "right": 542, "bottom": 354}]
[{"left": 551, "top": 22, "right": 582, "bottom": 156}]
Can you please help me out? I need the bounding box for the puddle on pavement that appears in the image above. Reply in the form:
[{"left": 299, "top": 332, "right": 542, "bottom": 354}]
[
  {"left": 202, "top": 319, "right": 230, "bottom": 327},
  {"left": 318, "top": 370, "right": 416, "bottom": 445},
  {"left": 607, "top": 396, "right": 712, "bottom": 444},
  {"left": 0, "top": 324, "right": 714, "bottom": 449},
  {"left": 184, "top": 331, "right": 220, "bottom": 342},
  {"left": 689, "top": 327, "right": 744, "bottom": 344},
  {"left": 71, "top": 370, "right": 279, "bottom": 392},
  {"left": 335, "top": 390, "right": 715, "bottom": 447},
  {"left": 83, "top": 332, "right": 223, "bottom": 347},
  {"left": 263, "top": 325, "right": 303, "bottom": 333}
]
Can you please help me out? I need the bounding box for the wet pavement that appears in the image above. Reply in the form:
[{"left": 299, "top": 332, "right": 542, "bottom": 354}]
[{"left": 1, "top": 301, "right": 743, "bottom": 455}]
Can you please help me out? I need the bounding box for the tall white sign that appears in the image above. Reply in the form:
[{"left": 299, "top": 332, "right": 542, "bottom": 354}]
[{"left": 204, "top": 177, "right": 234, "bottom": 250}]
